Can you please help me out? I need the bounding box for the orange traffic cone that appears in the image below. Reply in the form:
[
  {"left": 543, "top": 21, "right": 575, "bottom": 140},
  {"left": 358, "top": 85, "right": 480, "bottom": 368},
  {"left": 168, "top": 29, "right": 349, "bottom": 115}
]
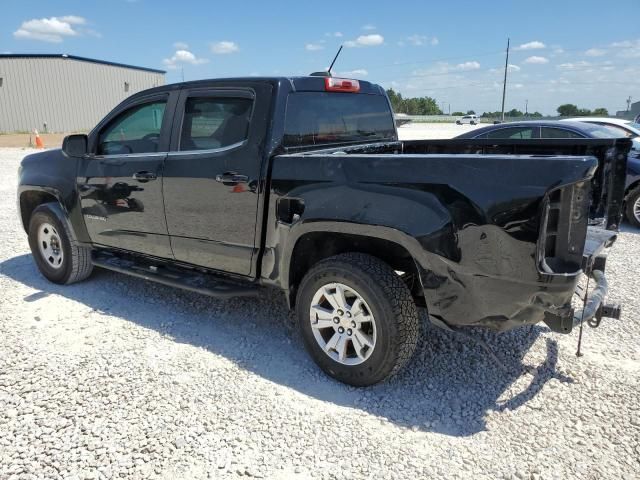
[{"left": 34, "top": 129, "right": 44, "bottom": 149}]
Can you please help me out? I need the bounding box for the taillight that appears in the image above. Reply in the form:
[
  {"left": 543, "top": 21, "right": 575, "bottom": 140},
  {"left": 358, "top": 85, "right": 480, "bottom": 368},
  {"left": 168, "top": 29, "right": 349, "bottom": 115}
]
[{"left": 324, "top": 77, "right": 360, "bottom": 93}]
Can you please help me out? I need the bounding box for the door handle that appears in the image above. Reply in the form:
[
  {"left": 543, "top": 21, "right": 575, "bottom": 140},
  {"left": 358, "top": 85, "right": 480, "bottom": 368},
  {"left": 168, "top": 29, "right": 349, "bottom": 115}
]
[
  {"left": 215, "top": 172, "right": 249, "bottom": 185},
  {"left": 132, "top": 171, "right": 157, "bottom": 182}
]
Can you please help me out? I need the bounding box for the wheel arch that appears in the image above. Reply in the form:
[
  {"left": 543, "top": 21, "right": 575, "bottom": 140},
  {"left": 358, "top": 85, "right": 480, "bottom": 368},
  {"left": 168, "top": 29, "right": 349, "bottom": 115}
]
[
  {"left": 625, "top": 178, "right": 640, "bottom": 197},
  {"left": 19, "top": 187, "right": 64, "bottom": 233},
  {"left": 284, "top": 223, "right": 427, "bottom": 309}
]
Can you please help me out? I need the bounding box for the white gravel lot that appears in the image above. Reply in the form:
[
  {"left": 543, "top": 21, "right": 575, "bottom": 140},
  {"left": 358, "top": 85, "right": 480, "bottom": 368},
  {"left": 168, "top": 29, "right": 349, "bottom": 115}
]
[
  {"left": 396, "top": 121, "right": 484, "bottom": 140},
  {"left": 1, "top": 132, "right": 639, "bottom": 480}
]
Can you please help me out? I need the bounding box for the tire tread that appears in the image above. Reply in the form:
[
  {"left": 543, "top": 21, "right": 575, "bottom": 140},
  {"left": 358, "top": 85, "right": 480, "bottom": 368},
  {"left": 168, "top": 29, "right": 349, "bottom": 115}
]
[{"left": 300, "top": 252, "right": 419, "bottom": 384}]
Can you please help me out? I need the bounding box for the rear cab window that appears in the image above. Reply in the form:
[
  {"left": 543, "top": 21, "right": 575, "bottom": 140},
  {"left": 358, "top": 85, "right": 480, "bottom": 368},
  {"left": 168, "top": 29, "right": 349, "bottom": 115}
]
[{"left": 283, "top": 92, "right": 396, "bottom": 148}]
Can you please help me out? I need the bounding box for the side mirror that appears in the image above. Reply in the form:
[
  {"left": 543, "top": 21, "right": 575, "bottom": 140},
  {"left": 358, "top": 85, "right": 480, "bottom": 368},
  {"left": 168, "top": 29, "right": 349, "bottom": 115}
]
[{"left": 62, "top": 134, "right": 88, "bottom": 157}]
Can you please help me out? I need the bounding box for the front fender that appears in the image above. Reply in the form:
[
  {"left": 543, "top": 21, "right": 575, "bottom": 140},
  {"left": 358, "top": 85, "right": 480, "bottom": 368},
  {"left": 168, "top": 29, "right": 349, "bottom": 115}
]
[{"left": 18, "top": 149, "right": 90, "bottom": 243}]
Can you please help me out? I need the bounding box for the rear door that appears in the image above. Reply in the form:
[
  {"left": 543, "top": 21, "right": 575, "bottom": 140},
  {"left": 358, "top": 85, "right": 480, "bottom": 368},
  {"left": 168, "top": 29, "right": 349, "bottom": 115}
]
[
  {"left": 78, "top": 92, "right": 177, "bottom": 258},
  {"left": 162, "top": 84, "right": 272, "bottom": 276}
]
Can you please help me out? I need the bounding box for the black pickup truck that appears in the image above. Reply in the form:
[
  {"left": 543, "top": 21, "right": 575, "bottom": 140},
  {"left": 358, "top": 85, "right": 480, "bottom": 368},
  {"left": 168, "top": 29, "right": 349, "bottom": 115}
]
[{"left": 17, "top": 75, "right": 629, "bottom": 386}]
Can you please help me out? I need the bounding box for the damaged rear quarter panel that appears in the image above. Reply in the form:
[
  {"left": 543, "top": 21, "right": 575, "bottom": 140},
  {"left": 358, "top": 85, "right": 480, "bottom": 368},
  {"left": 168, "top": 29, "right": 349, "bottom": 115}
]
[{"left": 265, "top": 151, "right": 598, "bottom": 330}]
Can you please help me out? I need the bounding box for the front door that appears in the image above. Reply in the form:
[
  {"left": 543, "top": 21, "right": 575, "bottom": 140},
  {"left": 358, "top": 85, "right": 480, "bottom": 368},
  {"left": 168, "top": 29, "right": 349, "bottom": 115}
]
[
  {"left": 162, "top": 85, "right": 271, "bottom": 275},
  {"left": 77, "top": 94, "right": 174, "bottom": 258}
]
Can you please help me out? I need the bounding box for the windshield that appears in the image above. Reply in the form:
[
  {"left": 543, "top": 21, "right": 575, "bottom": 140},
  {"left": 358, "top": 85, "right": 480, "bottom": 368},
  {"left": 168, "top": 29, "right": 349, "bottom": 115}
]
[
  {"left": 580, "top": 122, "right": 629, "bottom": 139},
  {"left": 625, "top": 121, "right": 640, "bottom": 132},
  {"left": 283, "top": 92, "right": 396, "bottom": 147}
]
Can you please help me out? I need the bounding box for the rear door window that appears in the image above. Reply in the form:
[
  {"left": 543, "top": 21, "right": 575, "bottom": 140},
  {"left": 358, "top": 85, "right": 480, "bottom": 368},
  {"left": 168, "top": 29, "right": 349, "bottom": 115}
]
[
  {"left": 283, "top": 92, "right": 395, "bottom": 147},
  {"left": 98, "top": 101, "right": 166, "bottom": 155},
  {"left": 540, "top": 127, "right": 585, "bottom": 139},
  {"left": 479, "top": 127, "right": 536, "bottom": 139},
  {"left": 179, "top": 97, "right": 253, "bottom": 151}
]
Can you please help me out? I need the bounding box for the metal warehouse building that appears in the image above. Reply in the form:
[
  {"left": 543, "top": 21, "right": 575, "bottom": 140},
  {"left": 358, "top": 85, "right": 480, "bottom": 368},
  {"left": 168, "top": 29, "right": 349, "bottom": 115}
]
[{"left": 0, "top": 54, "right": 165, "bottom": 133}]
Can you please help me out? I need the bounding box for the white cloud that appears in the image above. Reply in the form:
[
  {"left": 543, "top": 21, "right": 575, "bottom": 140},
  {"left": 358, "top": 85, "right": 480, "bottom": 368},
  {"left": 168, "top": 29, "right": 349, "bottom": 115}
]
[
  {"left": 59, "top": 16, "right": 86, "bottom": 25},
  {"left": 210, "top": 41, "right": 239, "bottom": 54},
  {"left": 13, "top": 15, "right": 89, "bottom": 43},
  {"left": 325, "top": 32, "right": 343, "bottom": 37},
  {"left": 524, "top": 55, "right": 549, "bottom": 64},
  {"left": 508, "top": 64, "right": 521, "bottom": 72},
  {"left": 557, "top": 61, "right": 591, "bottom": 70},
  {"left": 362, "top": 24, "right": 376, "bottom": 31},
  {"left": 585, "top": 48, "right": 606, "bottom": 57},
  {"left": 516, "top": 41, "right": 546, "bottom": 50},
  {"left": 407, "top": 34, "right": 427, "bottom": 46},
  {"left": 610, "top": 38, "right": 640, "bottom": 58},
  {"left": 305, "top": 43, "right": 324, "bottom": 51},
  {"left": 513, "top": 83, "right": 524, "bottom": 89},
  {"left": 400, "top": 35, "right": 438, "bottom": 47},
  {"left": 173, "top": 41, "right": 189, "bottom": 50},
  {"left": 162, "top": 49, "right": 208, "bottom": 69},
  {"left": 454, "top": 61, "right": 481, "bottom": 71},
  {"left": 344, "top": 34, "right": 384, "bottom": 48},
  {"left": 339, "top": 69, "right": 368, "bottom": 77}
]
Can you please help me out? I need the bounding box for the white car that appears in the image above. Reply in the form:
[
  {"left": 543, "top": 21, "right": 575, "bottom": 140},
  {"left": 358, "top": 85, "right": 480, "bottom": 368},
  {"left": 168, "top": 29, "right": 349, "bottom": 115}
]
[
  {"left": 560, "top": 117, "right": 640, "bottom": 152},
  {"left": 456, "top": 114, "right": 479, "bottom": 125}
]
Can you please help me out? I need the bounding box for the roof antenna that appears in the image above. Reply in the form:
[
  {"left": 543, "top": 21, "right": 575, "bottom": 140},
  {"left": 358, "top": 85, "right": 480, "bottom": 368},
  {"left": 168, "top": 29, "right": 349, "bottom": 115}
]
[
  {"left": 310, "top": 45, "right": 343, "bottom": 77},
  {"left": 327, "top": 45, "right": 343, "bottom": 75}
]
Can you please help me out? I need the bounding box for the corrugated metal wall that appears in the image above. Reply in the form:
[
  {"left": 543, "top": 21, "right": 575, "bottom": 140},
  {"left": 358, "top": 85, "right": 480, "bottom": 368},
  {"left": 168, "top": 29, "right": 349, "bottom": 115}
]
[{"left": 0, "top": 57, "right": 165, "bottom": 133}]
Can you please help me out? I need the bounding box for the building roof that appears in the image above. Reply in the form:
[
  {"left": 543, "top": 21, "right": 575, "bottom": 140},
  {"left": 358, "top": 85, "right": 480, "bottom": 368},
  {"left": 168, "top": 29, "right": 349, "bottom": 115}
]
[{"left": 0, "top": 53, "right": 165, "bottom": 74}]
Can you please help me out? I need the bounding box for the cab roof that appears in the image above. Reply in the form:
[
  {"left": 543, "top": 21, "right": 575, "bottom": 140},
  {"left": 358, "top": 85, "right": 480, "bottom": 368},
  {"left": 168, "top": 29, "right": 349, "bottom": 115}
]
[{"left": 129, "top": 76, "right": 385, "bottom": 98}]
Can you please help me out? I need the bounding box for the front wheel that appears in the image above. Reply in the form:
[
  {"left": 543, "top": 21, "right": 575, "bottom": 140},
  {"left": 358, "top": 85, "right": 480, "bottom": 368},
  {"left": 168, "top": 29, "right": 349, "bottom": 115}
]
[
  {"left": 296, "top": 253, "right": 419, "bottom": 386},
  {"left": 28, "top": 203, "right": 93, "bottom": 284},
  {"left": 625, "top": 186, "right": 640, "bottom": 228}
]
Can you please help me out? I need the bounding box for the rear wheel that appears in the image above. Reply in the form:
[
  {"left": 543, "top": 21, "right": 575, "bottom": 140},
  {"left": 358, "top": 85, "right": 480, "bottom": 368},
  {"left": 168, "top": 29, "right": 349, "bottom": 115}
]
[
  {"left": 28, "top": 203, "right": 93, "bottom": 284},
  {"left": 625, "top": 186, "right": 640, "bottom": 228},
  {"left": 296, "top": 253, "right": 419, "bottom": 386}
]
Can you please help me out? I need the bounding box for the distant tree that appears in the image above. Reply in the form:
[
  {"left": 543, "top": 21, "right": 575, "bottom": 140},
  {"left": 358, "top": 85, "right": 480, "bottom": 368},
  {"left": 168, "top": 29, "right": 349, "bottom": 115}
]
[
  {"left": 592, "top": 107, "right": 609, "bottom": 116},
  {"left": 529, "top": 111, "right": 544, "bottom": 118},
  {"left": 452, "top": 111, "right": 465, "bottom": 116},
  {"left": 466, "top": 110, "right": 476, "bottom": 115},
  {"left": 557, "top": 104, "right": 580, "bottom": 116},
  {"left": 385, "top": 89, "right": 442, "bottom": 115},
  {"left": 507, "top": 108, "right": 524, "bottom": 117}
]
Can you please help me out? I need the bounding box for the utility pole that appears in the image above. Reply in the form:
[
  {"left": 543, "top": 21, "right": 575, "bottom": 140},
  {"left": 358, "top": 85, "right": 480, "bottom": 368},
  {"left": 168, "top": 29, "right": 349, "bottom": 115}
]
[
  {"left": 500, "top": 38, "right": 510, "bottom": 122},
  {"left": 627, "top": 96, "right": 633, "bottom": 111},
  {"left": 181, "top": 66, "right": 185, "bottom": 82},
  {"left": 525, "top": 99, "right": 528, "bottom": 117}
]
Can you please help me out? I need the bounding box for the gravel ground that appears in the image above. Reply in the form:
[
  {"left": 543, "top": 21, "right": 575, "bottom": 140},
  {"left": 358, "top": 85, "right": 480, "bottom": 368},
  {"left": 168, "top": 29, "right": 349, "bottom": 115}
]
[
  {"left": 396, "top": 122, "right": 483, "bottom": 140},
  {"left": 1, "top": 145, "right": 639, "bottom": 480}
]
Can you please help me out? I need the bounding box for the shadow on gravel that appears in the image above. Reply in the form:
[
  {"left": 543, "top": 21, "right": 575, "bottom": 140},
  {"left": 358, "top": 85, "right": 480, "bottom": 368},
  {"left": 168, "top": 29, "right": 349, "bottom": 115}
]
[{"left": 1, "top": 253, "right": 572, "bottom": 437}]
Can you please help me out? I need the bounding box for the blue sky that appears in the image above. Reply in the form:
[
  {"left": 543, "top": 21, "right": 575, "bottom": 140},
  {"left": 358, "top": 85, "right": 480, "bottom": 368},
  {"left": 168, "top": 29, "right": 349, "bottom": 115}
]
[{"left": 2, "top": 0, "right": 639, "bottom": 114}]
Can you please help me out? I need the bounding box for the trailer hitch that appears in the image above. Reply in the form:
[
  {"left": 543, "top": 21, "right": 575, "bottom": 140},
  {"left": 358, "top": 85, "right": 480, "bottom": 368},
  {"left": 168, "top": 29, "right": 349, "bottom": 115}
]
[{"left": 573, "top": 270, "right": 622, "bottom": 328}]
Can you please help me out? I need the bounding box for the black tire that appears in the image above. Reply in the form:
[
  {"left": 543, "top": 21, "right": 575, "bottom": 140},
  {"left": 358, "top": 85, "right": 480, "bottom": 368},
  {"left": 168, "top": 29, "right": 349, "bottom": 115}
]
[
  {"left": 625, "top": 186, "right": 640, "bottom": 228},
  {"left": 28, "top": 203, "right": 93, "bottom": 284},
  {"left": 295, "top": 253, "right": 419, "bottom": 386}
]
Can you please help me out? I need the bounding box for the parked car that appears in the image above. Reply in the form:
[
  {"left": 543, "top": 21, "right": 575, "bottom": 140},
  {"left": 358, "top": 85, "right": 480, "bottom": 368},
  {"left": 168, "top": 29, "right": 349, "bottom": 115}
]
[
  {"left": 559, "top": 117, "right": 640, "bottom": 152},
  {"left": 17, "top": 77, "right": 628, "bottom": 386},
  {"left": 455, "top": 120, "right": 640, "bottom": 228},
  {"left": 456, "top": 114, "right": 479, "bottom": 125}
]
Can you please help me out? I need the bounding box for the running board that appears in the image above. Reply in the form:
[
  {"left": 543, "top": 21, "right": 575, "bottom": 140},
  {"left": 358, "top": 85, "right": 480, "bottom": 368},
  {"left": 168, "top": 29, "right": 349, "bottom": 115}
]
[{"left": 92, "top": 254, "right": 259, "bottom": 299}]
